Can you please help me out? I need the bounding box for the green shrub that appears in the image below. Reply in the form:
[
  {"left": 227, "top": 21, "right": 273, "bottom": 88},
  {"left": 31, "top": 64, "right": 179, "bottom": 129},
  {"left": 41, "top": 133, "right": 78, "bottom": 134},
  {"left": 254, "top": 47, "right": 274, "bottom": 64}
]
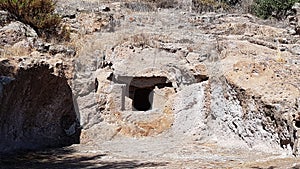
[
  {"left": 0, "top": 0, "right": 61, "bottom": 37},
  {"left": 253, "top": 0, "right": 300, "bottom": 20}
]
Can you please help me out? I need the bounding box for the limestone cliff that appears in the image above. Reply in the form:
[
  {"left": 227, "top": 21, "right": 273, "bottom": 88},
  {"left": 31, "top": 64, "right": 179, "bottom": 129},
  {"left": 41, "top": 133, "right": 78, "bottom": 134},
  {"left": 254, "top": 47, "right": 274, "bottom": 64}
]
[{"left": 0, "top": 0, "right": 300, "bottom": 157}]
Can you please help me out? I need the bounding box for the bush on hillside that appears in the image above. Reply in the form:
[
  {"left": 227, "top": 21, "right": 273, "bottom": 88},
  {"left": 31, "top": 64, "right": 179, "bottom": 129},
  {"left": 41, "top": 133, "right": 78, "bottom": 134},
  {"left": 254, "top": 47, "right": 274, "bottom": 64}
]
[
  {"left": 0, "top": 0, "right": 61, "bottom": 37},
  {"left": 253, "top": 0, "right": 300, "bottom": 20}
]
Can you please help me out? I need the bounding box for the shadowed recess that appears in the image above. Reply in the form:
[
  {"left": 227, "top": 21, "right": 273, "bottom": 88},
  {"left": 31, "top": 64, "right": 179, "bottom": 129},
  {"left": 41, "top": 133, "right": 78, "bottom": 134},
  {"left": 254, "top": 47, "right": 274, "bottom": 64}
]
[{"left": 0, "top": 65, "right": 80, "bottom": 153}]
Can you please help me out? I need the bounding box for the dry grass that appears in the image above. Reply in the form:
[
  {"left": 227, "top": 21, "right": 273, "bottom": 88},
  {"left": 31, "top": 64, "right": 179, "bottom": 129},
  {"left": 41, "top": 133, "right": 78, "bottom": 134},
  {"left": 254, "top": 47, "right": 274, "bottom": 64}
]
[
  {"left": 192, "top": 0, "right": 229, "bottom": 13},
  {"left": 0, "top": 0, "right": 61, "bottom": 36},
  {"left": 94, "top": 0, "right": 178, "bottom": 12},
  {"left": 0, "top": 46, "right": 32, "bottom": 58}
]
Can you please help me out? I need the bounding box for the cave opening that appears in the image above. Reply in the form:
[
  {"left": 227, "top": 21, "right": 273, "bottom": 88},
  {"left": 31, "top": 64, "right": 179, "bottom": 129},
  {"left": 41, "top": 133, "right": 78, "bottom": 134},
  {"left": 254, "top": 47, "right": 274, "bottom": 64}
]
[
  {"left": 0, "top": 65, "right": 81, "bottom": 153},
  {"left": 111, "top": 76, "right": 173, "bottom": 111},
  {"left": 132, "top": 87, "right": 153, "bottom": 111},
  {"left": 295, "top": 120, "right": 300, "bottom": 128}
]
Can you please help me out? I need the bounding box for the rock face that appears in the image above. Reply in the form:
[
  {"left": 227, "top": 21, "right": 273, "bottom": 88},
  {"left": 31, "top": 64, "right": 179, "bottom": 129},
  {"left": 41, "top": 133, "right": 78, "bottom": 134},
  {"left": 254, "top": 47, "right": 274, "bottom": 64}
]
[
  {"left": 1, "top": 0, "right": 300, "bottom": 157},
  {"left": 0, "top": 57, "right": 80, "bottom": 153},
  {"left": 69, "top": 2, "right": 299, "bottom": 155},
  {"left": 0, "top": 21, "right": 37, "bottom": 46}
]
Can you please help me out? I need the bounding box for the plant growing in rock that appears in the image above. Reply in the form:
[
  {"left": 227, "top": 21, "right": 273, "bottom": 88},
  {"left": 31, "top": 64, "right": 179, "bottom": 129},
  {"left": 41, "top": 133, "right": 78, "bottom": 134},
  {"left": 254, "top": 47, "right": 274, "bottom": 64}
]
[
  {"left": 0, "top": 0, "right": 61, "bottom": 38},
  {"left": 253, "top": 0, "right": 300, "bottom": 19}
]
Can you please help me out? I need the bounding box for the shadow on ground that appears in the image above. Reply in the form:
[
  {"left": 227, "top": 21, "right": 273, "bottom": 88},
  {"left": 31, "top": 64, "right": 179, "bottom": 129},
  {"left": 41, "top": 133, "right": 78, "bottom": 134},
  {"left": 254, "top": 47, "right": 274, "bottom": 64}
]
[
  {"left": 0, "top": 147, "right": 168, "bottom": 169},
  {"left": 251, "top": 166, "right": 277, "bottom": 169}
]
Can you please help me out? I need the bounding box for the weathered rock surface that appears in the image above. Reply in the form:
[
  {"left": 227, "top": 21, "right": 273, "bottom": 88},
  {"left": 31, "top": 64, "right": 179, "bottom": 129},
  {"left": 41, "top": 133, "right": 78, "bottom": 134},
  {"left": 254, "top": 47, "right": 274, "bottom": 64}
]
[
  {"left": 0, "top": 21, "right": 37, "bottom": 47},
  {"left": 72, "top": 5, "right": 299, "bottom": 155},
  {"left": 0, "top": 56, "right": 80, "bottom": 153},
  {"left": 1, "top": 0, "right": 300, "bottom": 168}
]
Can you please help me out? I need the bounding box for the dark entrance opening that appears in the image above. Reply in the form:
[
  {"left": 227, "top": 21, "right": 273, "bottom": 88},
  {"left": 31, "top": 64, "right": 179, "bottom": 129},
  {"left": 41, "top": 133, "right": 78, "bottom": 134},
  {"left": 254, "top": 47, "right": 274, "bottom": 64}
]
[
  {"left": 295, "top": 120, "right": 300, "bottom": 128},
  {"left": 133, "top": 88, "right": 153, "bottom": 111},
  {"left": 112, "top": 76, "right": 173, "bottom": 111},
  {"left": 0, "top": 65, "right": 80, "bottom": 153}
]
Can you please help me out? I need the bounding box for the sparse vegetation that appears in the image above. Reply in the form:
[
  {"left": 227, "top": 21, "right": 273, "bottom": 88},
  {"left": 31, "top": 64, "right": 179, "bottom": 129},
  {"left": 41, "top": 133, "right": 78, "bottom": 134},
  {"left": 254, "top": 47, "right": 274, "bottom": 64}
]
[
  {"left": 191, "top": 0, "right": 300, "bottom": 20},
  {"left": 0, "top": 45, "right": 32, "bottom": 58},
  {"left": 253, "top": 0, "right": 300, "bottom": 20},
  {"left": 146, "top": 0, "right": 178, "bottom": 8},
  {"left": 0, "top": 0, "right": 65, "bottom": 40},
  {"left": 57, "top": 25, "right": 71, "bottom": 42},
  {"left": 223, "top": 0, "right": 241, "bottom": 6},
  {"left": 192, "top": 0, "right": 220, "bottom": 13},
  {"left": 124, "top": 1, "right": 155, "bottom": 12},
  {"left": 192, "top": 0, "right": 241, "bottom": 13},
  {"left": 125, "top": 0, "right": 244, "bottom": 13},
  {"left": 124, "top": 0, "right": 178, "bottom": 12}
]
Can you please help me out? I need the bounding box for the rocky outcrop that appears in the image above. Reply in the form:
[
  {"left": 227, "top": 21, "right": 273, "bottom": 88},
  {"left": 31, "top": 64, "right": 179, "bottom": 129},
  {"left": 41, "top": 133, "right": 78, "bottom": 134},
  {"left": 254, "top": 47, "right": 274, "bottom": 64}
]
[
  {"left": 1, "top": 0, "right": 300, "bottom": 157},
  {"left": 70, "top": 3, "right": 299, "bottom": 155}
]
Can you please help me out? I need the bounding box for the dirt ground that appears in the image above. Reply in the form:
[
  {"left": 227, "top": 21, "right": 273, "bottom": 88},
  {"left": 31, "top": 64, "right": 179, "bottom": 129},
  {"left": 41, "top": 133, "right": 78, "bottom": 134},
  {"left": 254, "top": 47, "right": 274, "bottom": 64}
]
[{"left": 1, "top": 136, "right": 300, "bottom": 169}]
